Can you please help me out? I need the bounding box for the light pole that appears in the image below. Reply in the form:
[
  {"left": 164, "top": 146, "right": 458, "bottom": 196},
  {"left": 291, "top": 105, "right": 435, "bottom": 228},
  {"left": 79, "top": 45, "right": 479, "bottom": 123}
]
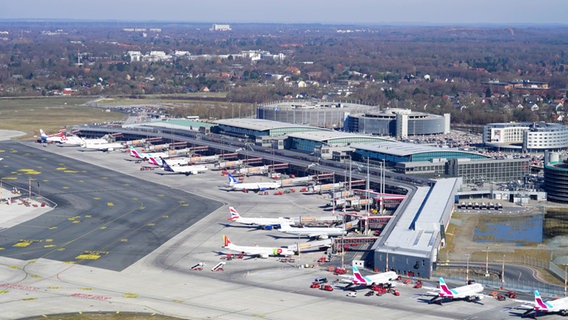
[
  {"left": 501, "top": 254, "right": 505, "bottom": 287},
  {"left": 485, "top": 246, "right": 490, "bottom": 277},
  {"left": 465, "top": 253, "right": 471, "bottom": 284}
]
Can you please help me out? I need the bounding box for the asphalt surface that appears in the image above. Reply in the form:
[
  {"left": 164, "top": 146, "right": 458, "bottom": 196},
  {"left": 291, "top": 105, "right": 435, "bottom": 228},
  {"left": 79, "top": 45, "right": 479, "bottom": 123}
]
[
  {"left": 0, "top": 140, "right": 222, "bottom": 271},
  {"left": 0, "top": 140, "right": 565, "bottom": 320}
]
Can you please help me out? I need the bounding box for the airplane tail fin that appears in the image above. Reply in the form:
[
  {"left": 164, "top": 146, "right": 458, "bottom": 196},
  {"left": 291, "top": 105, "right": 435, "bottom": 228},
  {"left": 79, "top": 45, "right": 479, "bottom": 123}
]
[
  {"left": 129, "top": 146, "right": 140, "bottom": 158},
  {"left": 40, "top": 129, "right": 47, "bottom": 141},
  {"left": 227, "top": 173, "right": 239, "bottom": 186},
  {"left": 438, "top": 278, "right": 453, "bottom": 296},
  {"left": 161, "top": 157, "right": 173, "bottom": 172},
  {"left": 223, "top": 235, "right": 231, "bottom": 247},
  {"left": 351, "top": 265, "right": 367, "bottom": 284},
  {"left": 534, "top": 290, "right": 548, "bottom": 311},
  {"left": 148, "top": 156, "right": 161, "bottom": 166},
  {"left": 228, "top": 207, "right": 240, "bottom": 221}
]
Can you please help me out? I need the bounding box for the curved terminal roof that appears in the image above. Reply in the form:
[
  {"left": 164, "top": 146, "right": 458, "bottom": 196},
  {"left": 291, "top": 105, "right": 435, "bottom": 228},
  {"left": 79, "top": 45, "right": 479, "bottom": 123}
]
[
  {"left": 351, "top": 141, "right": 489, "bottom": 162},
  {"left": 214, "top": 118, "right": 324, "bottom": 136},
  {"left": 287, "top": 130, "right": 390, "bottom": 144}
]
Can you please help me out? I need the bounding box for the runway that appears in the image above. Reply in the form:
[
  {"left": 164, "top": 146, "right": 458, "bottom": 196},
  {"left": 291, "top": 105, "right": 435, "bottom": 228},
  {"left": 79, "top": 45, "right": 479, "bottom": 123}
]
[{"left": 0, "top": 141, "right": 222, "bottom": 271}]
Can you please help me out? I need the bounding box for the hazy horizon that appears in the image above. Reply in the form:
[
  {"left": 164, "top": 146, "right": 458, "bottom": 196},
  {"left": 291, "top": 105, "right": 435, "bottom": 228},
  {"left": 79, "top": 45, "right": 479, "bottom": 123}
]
[{"left": 2, "top": 0, "right": 567, "bottom": 26}]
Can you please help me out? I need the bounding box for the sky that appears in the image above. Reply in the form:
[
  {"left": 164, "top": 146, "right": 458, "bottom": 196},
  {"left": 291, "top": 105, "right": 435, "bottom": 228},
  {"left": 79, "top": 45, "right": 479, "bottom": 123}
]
[{"left": 1, "top": 0, "right": 567, "bottom": 25}]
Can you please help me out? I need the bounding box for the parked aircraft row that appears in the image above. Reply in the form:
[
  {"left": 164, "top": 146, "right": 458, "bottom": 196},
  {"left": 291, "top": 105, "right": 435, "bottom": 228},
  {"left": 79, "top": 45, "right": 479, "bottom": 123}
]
[{"left": 41, "top": 129, "right": 124, "bottom": 150}]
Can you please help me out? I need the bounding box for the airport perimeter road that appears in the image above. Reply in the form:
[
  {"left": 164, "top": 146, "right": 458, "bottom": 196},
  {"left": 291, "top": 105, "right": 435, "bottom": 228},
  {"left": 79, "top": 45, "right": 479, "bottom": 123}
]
[
  {"left": 0, "top": 141, "right": 553, "bottom": 320},
  {"left": 0, "top": 141, "right": 223, "bottom": 271}
]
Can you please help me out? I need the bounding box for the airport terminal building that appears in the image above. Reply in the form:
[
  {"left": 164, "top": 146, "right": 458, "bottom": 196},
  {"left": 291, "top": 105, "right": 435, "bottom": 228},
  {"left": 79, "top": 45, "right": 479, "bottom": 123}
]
[
  {"left": 370, "top": 178, "right": 461, "bottom": 278},
  {"left": 483, "top": 122, "right": 568, "bottom": 152}
]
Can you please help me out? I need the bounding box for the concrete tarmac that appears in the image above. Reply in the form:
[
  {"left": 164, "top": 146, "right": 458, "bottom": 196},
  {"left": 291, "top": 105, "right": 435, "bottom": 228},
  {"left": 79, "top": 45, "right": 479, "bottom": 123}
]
[{"left": 0, "top": 140, "right": 556, "bottom": 319}]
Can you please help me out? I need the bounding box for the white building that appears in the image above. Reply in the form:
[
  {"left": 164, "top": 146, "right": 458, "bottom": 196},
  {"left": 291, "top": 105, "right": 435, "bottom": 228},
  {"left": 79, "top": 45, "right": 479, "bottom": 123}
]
[
  {"left": 483, "top": 122, "right": 568, "bottom": 151},
  {"left": 211, "top": 24, "right": 232, "bottom": 31}
]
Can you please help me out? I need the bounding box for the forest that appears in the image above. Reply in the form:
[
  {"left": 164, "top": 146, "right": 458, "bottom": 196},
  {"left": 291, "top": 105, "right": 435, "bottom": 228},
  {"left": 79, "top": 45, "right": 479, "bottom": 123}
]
[{"left": 0, "top": 22, "right": 566, "bottom": 125}]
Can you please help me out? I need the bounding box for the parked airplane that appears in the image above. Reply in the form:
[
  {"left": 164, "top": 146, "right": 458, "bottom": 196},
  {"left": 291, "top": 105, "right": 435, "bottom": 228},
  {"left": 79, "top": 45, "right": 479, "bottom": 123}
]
[
  {"left": 343, "top": 266, "right": 398, "bottom": 288},
  {"left": 40, "top": 129, "right": 65, "bottom": 143},
  {"left": 226, "top": 173, "right": 280, "bottom": 191},
  {"left": 222, "top": 235, "right": 294, "bottom": 258},
  {"left": 129, "top": 146, "right": 169, "bottom": 161},
  {"left": 428, "top": 277, "right": 484, "bottom": 304},
  {"left": 520, "top": 290, "right": 568, "bottom": 317},
  {"left": 228, "top": 206, "right": 294, "bottom": 229},
  {"left": 58, "top": 134, "right": 84, "bottom": 146},
  {"left": 148, "top": 155, "right": 191, "bottom": 167},
  {"left": 162, "top": 159, "right": 208, "bottom": 175},
  {"left": 278, "top": 221, "right": 346, "bottom": 239},
  {"left": 80, "top": 139, "right": 124, "bottom": 152}
]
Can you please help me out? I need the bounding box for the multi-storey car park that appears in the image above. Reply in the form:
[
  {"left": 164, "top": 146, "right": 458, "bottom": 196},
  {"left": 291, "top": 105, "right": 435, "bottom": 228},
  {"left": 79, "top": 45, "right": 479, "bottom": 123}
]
[{"left": 257, "top": 100, "right": 451, "bottom": 139}]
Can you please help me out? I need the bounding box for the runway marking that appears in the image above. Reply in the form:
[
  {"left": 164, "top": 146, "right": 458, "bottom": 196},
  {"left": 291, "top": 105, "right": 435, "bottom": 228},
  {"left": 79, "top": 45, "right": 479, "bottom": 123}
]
[
  {"left": 13, "top": 240, "right": 35, "bottom": 247},
  {"left": 157, "top": 194, "right": 166, "bottom": 197},
  {"left": 68, "top": 215, "right": 81, "bottom": 221},
  {"left": 71, "top": 293, "right": 111, "bottom": 301},
  {"left": 162, "top": 215, "right": 168, "bottom": 218},
  {"left": 85, "top": 215, "right": 92, "bottom": 218},
  {"left": 56, "top": 167, "right": 67, "bottom": 171},
  {"left": 18, "top": 169, "right": 41, "bottom": 175},
  {"left": 100, "top": 226, "right": 107, "bottom": 230},
  {"left": 107, "top": 202, "right": 114, "bottom": 206},
  {"left": 120, "top": 239, "right": 128, "bottom": 242},
  {"left": 0, "top": 283, "right": 39, "bottom": 291},
  {"left": 48, "top": 286, "right": 61, "bottom": 289},
  {"left": 147, "top": 223, "right": 155, "bottom": 227},
  {"left": 0, "top": 290, "right": 8, "bottom": 294},
  {"left": 123, "top": 293, "right": 138, "bottom": 298},
  {"left": 44, "top": 244, "right": 56, "bottom": 248},
  {"left": 48, "top": 226, "right": 57, "bottom": 230},
  {"left": 63, "top": 186, "right": 70, "bottom": 189},
  {"left": 22, "top": 297, "right": 37, "bottom": 301}
]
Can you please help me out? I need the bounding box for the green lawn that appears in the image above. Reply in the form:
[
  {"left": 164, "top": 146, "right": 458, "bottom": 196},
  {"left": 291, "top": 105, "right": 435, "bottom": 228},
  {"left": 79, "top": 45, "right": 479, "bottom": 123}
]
[{"left": 0, "top": 97, "right": 126, "bottom": 140}]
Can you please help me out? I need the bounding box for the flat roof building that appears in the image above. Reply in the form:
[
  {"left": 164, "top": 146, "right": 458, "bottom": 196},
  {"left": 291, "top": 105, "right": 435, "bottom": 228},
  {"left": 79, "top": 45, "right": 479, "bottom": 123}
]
[
  {"left": 351, "top": 141, "right": 488, "bottom": 164},
  {"left": 213, "top": 118, "right": 325, "bottom": 141},
  {"left": 370, "top": 178, "right": 461, "bottom": 278},
  {"left": 285, "top": 130, "right": 389, "bottom": 154}
]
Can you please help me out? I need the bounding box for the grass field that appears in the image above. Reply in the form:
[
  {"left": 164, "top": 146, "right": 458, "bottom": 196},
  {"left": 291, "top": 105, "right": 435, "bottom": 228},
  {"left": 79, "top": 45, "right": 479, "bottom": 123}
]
[
  {"left": 0, "top": 97, "right": 127, "bottom": 140},
  {"left": 28, "top": 313, "right": 182, "bottom": 320}
]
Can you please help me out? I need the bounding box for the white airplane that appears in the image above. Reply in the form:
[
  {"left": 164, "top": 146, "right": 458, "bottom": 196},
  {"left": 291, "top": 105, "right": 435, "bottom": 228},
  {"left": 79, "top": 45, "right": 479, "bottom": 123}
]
[
  {"left": 520, "top": 290, "right": 568, "bottom": 318},
  {"left": 278, "top": 221, "right": 346, "bottom": 239},
  {"left": 226, "top": 173, "right": 280, "bottom": 191},
  {"left": 222, "top": 235, "right": 294, "bottom": 259},
  {"left": 428, "top": 277, "right": 484, "bottom": 304},
  {"left": 343, "top": 266, "right": 398, "bottom": 288},
  {"left": 228, "top": 206, "right": 294, "bottom": 229},
  {"left": 40, "top": 129, "right": 65, "bottom": 143},
  {"left": 80, "top": 139, "right": 124, "bottom": 152},
  {"left": 162, "top": 159, "right": 208, "bottom": 175},
  {"left": 58, "top": 134, "right": 84, "bottom": 146},
  {"left": 129, "top": 146, "right": 169, "bottom": 161},
  {"left": 148, "top": 156, "right": 191, "bottom": 167}
]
